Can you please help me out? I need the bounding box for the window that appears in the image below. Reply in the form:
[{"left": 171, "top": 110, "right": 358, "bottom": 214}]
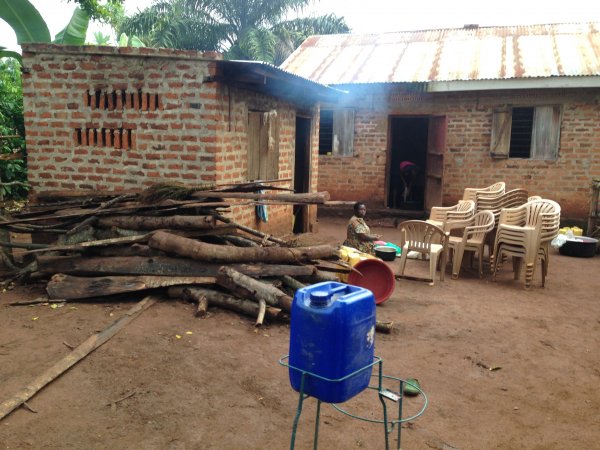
[
  {"left": 318, "top": 108, "right": 354, "bottom": 156},
  {"left": 490, "top": 105, "right": 562, "bottom": 160},
  {"left": 247, "top": 110, "right": 279, "bottom": 180}
]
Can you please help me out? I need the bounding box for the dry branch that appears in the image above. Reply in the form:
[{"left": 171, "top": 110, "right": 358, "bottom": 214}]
[
  {"left": 167, "top": 286, "right": 284, "bottom": 321},
  {"left": 216, "top": 266, "right": 293, "bottom": 312}
]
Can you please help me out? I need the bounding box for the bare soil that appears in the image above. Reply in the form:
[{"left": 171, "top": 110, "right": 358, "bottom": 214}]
[{"left": 1, "top": 216, "right": 599, "bottom": 450}]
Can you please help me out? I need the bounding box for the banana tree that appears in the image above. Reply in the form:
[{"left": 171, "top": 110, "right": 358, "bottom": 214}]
[{"left": 0, "top": 0, "right": 90, "bottom": 48}]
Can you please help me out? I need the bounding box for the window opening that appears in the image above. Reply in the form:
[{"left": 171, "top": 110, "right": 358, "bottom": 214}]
[{"left": 509, "top": 107, "right": 534, "bottom": 158}]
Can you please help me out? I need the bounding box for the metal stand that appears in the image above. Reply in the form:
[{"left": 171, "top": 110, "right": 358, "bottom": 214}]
[{"left": 279, "top": 356, "right": 428, "bottom": 450}]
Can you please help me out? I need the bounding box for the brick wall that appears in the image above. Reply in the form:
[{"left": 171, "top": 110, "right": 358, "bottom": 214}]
[
  {"left": 21, "top": 44, "right": 319, "bottom": 235},
  {"left": 318, "top": 86, "right": 600, "bottom": 220}
]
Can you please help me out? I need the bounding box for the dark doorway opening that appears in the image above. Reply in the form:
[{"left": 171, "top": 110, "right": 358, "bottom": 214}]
[
  {"left": 387, "top": 117, "right": 429, "bottom": 210},
  {"left": 294, "top": 116, "right": 311, "bottom": 233}
]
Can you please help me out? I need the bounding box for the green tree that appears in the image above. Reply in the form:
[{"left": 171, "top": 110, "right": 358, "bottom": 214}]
[
  {"left": 0, "top": 57, "right": 27, "bottom": 199},
  {"left": 118, "top": 0, "right": 349, "bottom": 64}
]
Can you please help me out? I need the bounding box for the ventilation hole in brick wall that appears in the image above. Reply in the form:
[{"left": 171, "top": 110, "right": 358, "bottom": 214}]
[
  {"left": 74, "top": 128, "right": 134, "bottom": 149},
  {"left": 84, "top": 89, "right": 162, "bottom": 111}
]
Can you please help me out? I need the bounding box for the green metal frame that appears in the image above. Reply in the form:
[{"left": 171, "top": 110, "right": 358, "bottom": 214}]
[{"left": 279, "top": 355, "right": 428, "bottom": 450}]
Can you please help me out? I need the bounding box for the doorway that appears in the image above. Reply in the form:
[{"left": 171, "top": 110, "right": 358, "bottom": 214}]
[
  {"left": 387, "top": 117, "right": 429, "bottom": 210},
  {"left": 293, "top": 116, "right": 312, "bottom": 233}
]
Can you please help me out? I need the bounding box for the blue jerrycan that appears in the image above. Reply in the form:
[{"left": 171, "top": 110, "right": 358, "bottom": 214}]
[{"left": 288, "top": 282, "right": 376, "bottom": 403}]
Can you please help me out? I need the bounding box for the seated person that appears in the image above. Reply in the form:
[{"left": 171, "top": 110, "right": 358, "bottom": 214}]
[{"left": 343, "top": 202, "right": 382, "bottom": 255}]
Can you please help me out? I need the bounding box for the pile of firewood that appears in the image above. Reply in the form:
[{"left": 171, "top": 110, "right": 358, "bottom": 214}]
[{"left": 0, "top": 181, "right": 395, "bottom": 330}]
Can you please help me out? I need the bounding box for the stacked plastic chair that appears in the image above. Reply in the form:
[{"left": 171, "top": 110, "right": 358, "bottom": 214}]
[
  {"left": 462, "top": 181, "right": 505, "bottom": 203},
  {"left": 492, "top": 199, "right": 561, "bottom": 289},
  {"left": 426, "top": 200, "right": 475, "bottom": 231},
  {"left": 445, "top": 210, "right": 496, "bottom": 279}
]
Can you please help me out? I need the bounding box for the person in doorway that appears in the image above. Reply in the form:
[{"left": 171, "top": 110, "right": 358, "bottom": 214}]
[
  {"left": 399, "top": 161, "right": 419, "bottom": 204},
  {"left": 343, "top": 202, "right": 382, "bottom": 255}
]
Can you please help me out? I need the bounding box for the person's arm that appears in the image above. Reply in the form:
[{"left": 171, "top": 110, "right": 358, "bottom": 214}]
[{"left": 353, "top": 220, "right": 382, "bottom": 242}]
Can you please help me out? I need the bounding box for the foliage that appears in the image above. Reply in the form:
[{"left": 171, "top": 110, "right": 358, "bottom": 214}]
[
  {"left": 66, "top": 0, "right": 124, "bottom": 23},
  {"left": 0, "top": 58, "right": 28, "bottom": 199},
  {"left": 118, "top": 0, "right": 349, "bottom": 64},
  {"left": 0, "top": 0, "right": 90, "bottom": 45}
]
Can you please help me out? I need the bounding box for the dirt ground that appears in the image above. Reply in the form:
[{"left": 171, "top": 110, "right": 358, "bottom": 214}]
[{"left": 1, "top": 215, "right": 599, "bottom": 450}]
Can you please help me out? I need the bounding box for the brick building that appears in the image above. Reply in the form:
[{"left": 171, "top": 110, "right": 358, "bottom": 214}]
[
  {"left": 282, "top": 23, "right": 600, "bottom": 222},
  {"left": 20, "top": 44, "right": 341, "bottom": 234}
]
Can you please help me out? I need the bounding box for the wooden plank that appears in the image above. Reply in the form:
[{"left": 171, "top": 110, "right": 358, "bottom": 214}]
[
  {"left": 46, "top": 274, "right": 216, "bottom": 300},
  {"left": 0, "top": 296, "right": 157, "bottom": 421},
  {"left": 248, "top": 112, "right": 261, "bottom": 180},
  {"left": 531, "top": 105, "right": 561, "bottom": 160},
  {"left": 490, "top": 108, "right": 512, "bottom": 158},
  {"left": 36, "top": 255, "right": 316, "bottom": 278}
]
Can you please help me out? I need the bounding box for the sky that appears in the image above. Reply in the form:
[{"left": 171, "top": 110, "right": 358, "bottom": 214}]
[{"left": 2, "top": 0, "right": 600, "bottom": 52}]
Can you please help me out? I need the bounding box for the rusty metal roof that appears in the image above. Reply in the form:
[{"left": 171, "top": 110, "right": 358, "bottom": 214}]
[{"left": 280, "top": 23, "right": 600, "bottom": 86}]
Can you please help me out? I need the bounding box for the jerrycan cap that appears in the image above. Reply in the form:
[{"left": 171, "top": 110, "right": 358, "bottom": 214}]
[{"left": 309, "top": 290, "right": 330, "bottom": 307}]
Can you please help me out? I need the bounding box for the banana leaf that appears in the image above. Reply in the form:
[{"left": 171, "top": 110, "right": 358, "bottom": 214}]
[
  {"left": 53, "top": 7, "right": 89, "bottom": 45},
  {"left": 0, "top": 0, "right": 50, "bottom": 43},
  {"left": 0, "top": 46, "right": 22, "bottom": 63}
]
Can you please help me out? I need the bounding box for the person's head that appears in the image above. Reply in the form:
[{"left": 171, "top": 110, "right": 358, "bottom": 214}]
[{"left": 353, "top": 202, "right": 367, "bottom": 217}]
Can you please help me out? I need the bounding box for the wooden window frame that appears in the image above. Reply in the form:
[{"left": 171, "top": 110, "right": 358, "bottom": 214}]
[
  {"left": 318, "top": 108, "right": 354, "bottom": 156},
  {"left": 490, "top": 105, "right": 562, "bottom": 160}
]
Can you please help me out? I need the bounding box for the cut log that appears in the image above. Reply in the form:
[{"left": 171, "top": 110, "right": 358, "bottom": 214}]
[
  {"left": 97, "top": 215, "right": 216, "bottom": 230},
  {"left": 376, "top": 321, "right": 394, "bottom": 334},
  {"left": 0, "top": 295, "right": 156, "bottom": 421},
  {"left": 46, "top": 274, "right": 216, "bottom": 300},
  {"left": 167, "top": 286, "right": 284, "bottom": 321},
  {"left": 36, "top": 255, "right": 315, "bottom": 278},
  {"left": 216, "top": 266, "right": 293, "bottom": 312},
  {"left": 149, "top": 231, "right": 337, "bottom": 264}
]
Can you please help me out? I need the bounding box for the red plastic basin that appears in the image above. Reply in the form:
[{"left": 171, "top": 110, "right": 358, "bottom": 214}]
[{"left": 347, "top": 259, "right": 395, "bottom": 305}]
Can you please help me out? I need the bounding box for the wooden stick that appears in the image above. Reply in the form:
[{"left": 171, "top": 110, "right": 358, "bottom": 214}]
[
  {"left": 0, "top": 296, "right": 157, "bottom": 421},
  {"left": 256, "top": 299, "right": 266, "bottom": 327},
  {"left": 22, "top": 234, "right": 149, "bottom": 255}
]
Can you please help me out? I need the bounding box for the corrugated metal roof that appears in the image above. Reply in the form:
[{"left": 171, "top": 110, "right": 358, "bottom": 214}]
[{"left": 280, "top": 23, "right": 600, "bottom": 85}]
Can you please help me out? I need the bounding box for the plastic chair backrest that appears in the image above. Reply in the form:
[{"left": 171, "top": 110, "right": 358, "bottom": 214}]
[
  {"left": 399, "top": 220, "right": 447, "bottom": 253},
  {"left": 463, "top": 182, "right": 505, "bottom": 202}
]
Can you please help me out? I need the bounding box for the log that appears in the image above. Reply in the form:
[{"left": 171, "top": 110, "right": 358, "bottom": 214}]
[
  {"left": 97, "top": 215, "right": 216, "bottom": 230},
  {"left": 216, "top": 266, "right": 293, "bottom": 312},
  {"left": 195, "top": 191, "right": 330, "bottom": 204},
  {"left": 90, "top": 244, "right": 165, "bottom": 257},
  {"left": 280, "top": 275, "right": 306, "bottom": 293},
  {"left": 46, "top": 274, "right": 216, "bottom": 300},
  {"left": 0, "top": 295, "right": 156, "bottom": 421},
  {"left": 35, "top": 255, "right": 316, "bottom": 278},
  {"left": 149, "top": 231, "right": 337, "bottom": 264},
  {"left": 376, "top": 321, "right": 394, "bottom": 334},
  {"left": 167, "top": 287, "right": 284, "bottom": 321}
]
